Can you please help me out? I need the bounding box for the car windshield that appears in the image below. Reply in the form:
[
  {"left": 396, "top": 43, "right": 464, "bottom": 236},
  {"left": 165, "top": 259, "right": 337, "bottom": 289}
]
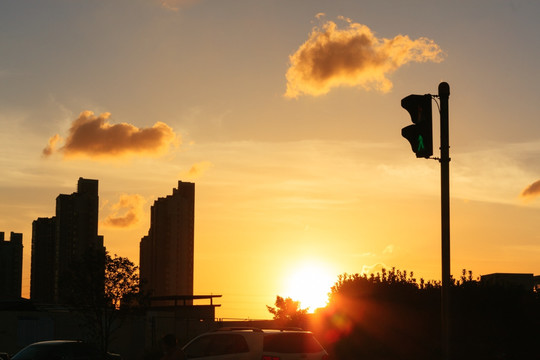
[
  {"left": 184, "top": 334, "right": 249, "bottom": 358},
  {"left": 263, "top": 333, "right": 323, "bottom": 353},
  {"left": 12, "top": 342, "right": 102, "bottom": 360},
  {"left": 12, "top": 343, "right": 60, "bottom": 360}
]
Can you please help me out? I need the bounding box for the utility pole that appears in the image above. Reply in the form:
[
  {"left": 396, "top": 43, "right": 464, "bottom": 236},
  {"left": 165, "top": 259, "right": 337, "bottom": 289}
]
[{"left": 439, "top": 82, "right": 451, "bottom": 360}]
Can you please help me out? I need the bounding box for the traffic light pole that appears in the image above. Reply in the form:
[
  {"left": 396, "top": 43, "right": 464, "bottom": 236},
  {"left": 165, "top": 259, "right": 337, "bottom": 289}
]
[
  {"left": 438, "top": 82, "right": 451, "bottom": 360},
  {"left": 401, "top": 82, "right": 451, "bottom": 359}
]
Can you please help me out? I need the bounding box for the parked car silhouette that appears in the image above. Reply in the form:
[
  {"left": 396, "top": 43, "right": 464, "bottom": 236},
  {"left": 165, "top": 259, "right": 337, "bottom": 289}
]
[
  {"left": 11, "top": 340, "right": 120, "bottom": 360},
  {"left": 182, "top": 327, "right": 329, "bottom": 360}
]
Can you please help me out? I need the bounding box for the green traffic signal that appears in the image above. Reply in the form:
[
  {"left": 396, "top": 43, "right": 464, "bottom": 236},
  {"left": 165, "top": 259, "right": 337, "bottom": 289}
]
[
  {"left": 417, "top": 134, "right": 425, "bottom": 152},
  {"left": 401, "top": 94, "right": 433, "bottom": 158}
]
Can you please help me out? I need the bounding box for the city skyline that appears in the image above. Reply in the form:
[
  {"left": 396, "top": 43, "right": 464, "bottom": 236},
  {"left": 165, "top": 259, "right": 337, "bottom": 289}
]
[
  {"left": 25, "top": 178, "right": 194, "bottom": 306},
  {"left": 1, "top": 0, "right": 540, "bottom": 319}
]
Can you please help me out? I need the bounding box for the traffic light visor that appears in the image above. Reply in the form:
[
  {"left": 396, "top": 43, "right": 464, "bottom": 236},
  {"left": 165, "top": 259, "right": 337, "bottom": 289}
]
[{"left": 401, "top": 94, "right": 431, "bottom": 125}]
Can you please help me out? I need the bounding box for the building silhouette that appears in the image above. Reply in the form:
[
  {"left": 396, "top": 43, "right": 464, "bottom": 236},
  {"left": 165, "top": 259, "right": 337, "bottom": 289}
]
[
  {"left": 481, "top": 272, "right": 539, "bottom": 291},
  {"left": 30, "top": 217, "right": 56, "bottom": 303},
  {"left": 140, "top": 181, "right": 194, "bottom": 300},
  {"left": 30, "top": 177, "right": 104, "bottom": 304},
  {"left": 0, "top": 232, "right": 23, "bottom": 299}
]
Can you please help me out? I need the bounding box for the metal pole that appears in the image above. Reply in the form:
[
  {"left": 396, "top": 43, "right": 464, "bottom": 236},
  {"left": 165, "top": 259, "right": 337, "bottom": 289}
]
[{"left": 438, "top": 82, "right": 451, "bottom": 360}]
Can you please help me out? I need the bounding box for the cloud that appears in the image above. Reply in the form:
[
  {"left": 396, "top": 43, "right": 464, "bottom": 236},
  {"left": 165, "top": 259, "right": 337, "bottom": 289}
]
[
  {"left": 42, "top": 134, "right": 62, "bottom": 157},
  {"left": 184, "top": 161, "right": 214, "bottom": 179},
  {"left": 382, "top": 244, "right": 395, "bottom": 254},
  {"left": 360, "top": 263, "right": 388, "bottom": 276},
  {"left": 520, "top": 180, "right": 540, "bottom": 199},
  {"left": 285, "top": 16, "right": 444, "bottom": 98},
  {"left": 102, "top": 194, "right": 146, "bottom": 228},
  {"left": 43, "top": 111, "right": 178, "bottom": 159}
]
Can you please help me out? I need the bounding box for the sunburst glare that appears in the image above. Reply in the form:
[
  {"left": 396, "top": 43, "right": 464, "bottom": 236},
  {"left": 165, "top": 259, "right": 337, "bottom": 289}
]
[{"left": 284, "top": 261, "right": 337, "bottom": 312}]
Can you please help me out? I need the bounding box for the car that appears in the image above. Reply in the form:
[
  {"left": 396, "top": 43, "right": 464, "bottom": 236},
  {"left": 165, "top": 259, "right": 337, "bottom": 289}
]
[
  {"left": 11, "top": 340, "right": 121, "bottom": 360},
  {"left": 182, "top": 327, "right": 329, "bottom": 360}
]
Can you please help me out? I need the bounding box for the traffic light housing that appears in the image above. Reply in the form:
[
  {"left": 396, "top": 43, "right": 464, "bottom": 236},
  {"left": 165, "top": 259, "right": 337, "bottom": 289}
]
[{"left": 401, "top": 94, "right": 433, "bottom": 158}]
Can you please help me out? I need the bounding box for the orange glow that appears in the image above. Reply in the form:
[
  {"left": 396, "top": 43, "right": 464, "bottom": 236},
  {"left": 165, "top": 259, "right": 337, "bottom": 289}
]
[{"left": 2, "top": 2, "right": 540, "bottom": 322}]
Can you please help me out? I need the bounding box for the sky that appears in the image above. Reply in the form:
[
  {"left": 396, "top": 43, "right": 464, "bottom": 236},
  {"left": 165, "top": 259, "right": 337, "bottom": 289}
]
[{"left": 1, "top": 0, "right": 540, "bottom": 320}]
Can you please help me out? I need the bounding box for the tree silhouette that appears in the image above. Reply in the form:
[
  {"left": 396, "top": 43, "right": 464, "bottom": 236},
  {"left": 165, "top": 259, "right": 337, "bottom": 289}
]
[
  {"left": 101, "top": 253, "right": 140, "bottom": 351},
  {"left": 267, "top": 295, "right": 308, "bottom": 327},
  {"left": 63, "top": 251, "right": 140, "bottom": 352},
  {"left": 319, "top": 269, "right": 440, "bottom": 360},
  {"left": 105, "top": 253, "right": 140, "bottom": 310}
]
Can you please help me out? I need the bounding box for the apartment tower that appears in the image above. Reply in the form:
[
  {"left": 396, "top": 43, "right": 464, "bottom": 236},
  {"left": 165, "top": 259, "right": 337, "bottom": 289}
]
[
  {"left": 0, "top": 232, "right": 23, "bottom": 300},
  {"left": 30, "top": 217, "right": 56, "bottom": 303},
  {"left": 30, "top": 178, "right": 103, "bottom": 304},
  {"left": 140, "top": 181, "right": 194, "bottom": 298}
]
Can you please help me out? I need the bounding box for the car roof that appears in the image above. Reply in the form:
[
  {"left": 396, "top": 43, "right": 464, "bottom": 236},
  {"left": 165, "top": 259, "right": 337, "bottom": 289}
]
[
  {"left": 214, "top": 327, "right": 312, "bottom": 333},
  {"left": 262, "top": 329, "right": 312, "bottom": 333},
  {"left": 27, "top": 340, "right": 83, "bottom": 346}
]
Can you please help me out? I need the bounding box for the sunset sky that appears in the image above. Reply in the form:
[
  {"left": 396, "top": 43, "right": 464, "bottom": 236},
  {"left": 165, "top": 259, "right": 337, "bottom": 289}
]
[{"left": 2, "top": 0, "right": 540, "bottom": 320}]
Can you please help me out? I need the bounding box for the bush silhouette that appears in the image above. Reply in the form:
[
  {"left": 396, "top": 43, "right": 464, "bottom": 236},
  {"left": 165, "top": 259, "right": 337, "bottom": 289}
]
[{"left": 305, "top": 268, "right": 539, "bottom": 360}]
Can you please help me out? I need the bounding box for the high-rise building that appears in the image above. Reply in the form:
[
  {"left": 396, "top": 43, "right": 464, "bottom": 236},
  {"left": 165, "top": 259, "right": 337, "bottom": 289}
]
[
  {"left": 0, "top": 232, "right": 23, "bottom": 300},
  {"left": 30, "top": 217, "right": 56, "bottom": 303},
  {"left": 140, "top": 181, "right": 194, "bottom": 299},
  {"left": 30, "top": 177, "right": 104, "bottom": 304}
]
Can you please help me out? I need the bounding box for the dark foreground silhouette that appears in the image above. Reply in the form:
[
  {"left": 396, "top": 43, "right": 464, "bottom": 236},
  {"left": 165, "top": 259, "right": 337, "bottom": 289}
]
[{"left": 276, "top": 269, "right": 540, "bottom": 360}]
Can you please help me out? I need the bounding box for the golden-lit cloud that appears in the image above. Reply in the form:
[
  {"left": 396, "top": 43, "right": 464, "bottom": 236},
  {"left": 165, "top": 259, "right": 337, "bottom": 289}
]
[
  {"left": 184, "top": 161, "right": 214, "bottom": 179},
  {"left": 102, "top": 194, "right": 145, "bottom": 228},
  {"left": 520, "top": 180, "right": 540, "bottom": 199},
  {"left": 42, "top": 134, "right": 62, "bottom": 157},
  {"left": 43, "top": 111, "right": 178, "bottom": 159},
  {"left": 285, "top": 16, "right": 445, "bottom": 98}
]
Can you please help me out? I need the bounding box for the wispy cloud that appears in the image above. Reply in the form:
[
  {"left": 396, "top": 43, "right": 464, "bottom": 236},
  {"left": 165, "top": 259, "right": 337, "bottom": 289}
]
[
  {"left": 43, "top": 111, "right": 178, "bottom": 160},
  {"left": 361, "top": 263, "right": 388, "bottom": 276},
  {"left": 42, "top": 134, "right": 62, "bottom": 157},
  {"left": 102, "top": 194, "right": 146, "bottom": 228},
  {"left": 520, "top": 180, "right": 540, "bottom": 199},
  {"left": 382, "top": 244, "right": 395, "bottom": 254},
  {"left": 285, "top": 16, "right": 444, "bottom": 98},
  {"left": 184, "top": 161, "right": 214, "bottom": 179}
]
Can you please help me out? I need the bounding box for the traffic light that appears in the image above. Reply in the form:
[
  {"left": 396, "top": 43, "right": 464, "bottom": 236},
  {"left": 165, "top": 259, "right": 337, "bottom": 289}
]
[{"left": 401, "top": 94, "right": 433, "bottom": 158}]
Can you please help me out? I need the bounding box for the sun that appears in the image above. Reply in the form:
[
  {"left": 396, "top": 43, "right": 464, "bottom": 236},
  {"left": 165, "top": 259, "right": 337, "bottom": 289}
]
[{"left": 283, "top": 262, "right": 337, "bottom": 312}]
